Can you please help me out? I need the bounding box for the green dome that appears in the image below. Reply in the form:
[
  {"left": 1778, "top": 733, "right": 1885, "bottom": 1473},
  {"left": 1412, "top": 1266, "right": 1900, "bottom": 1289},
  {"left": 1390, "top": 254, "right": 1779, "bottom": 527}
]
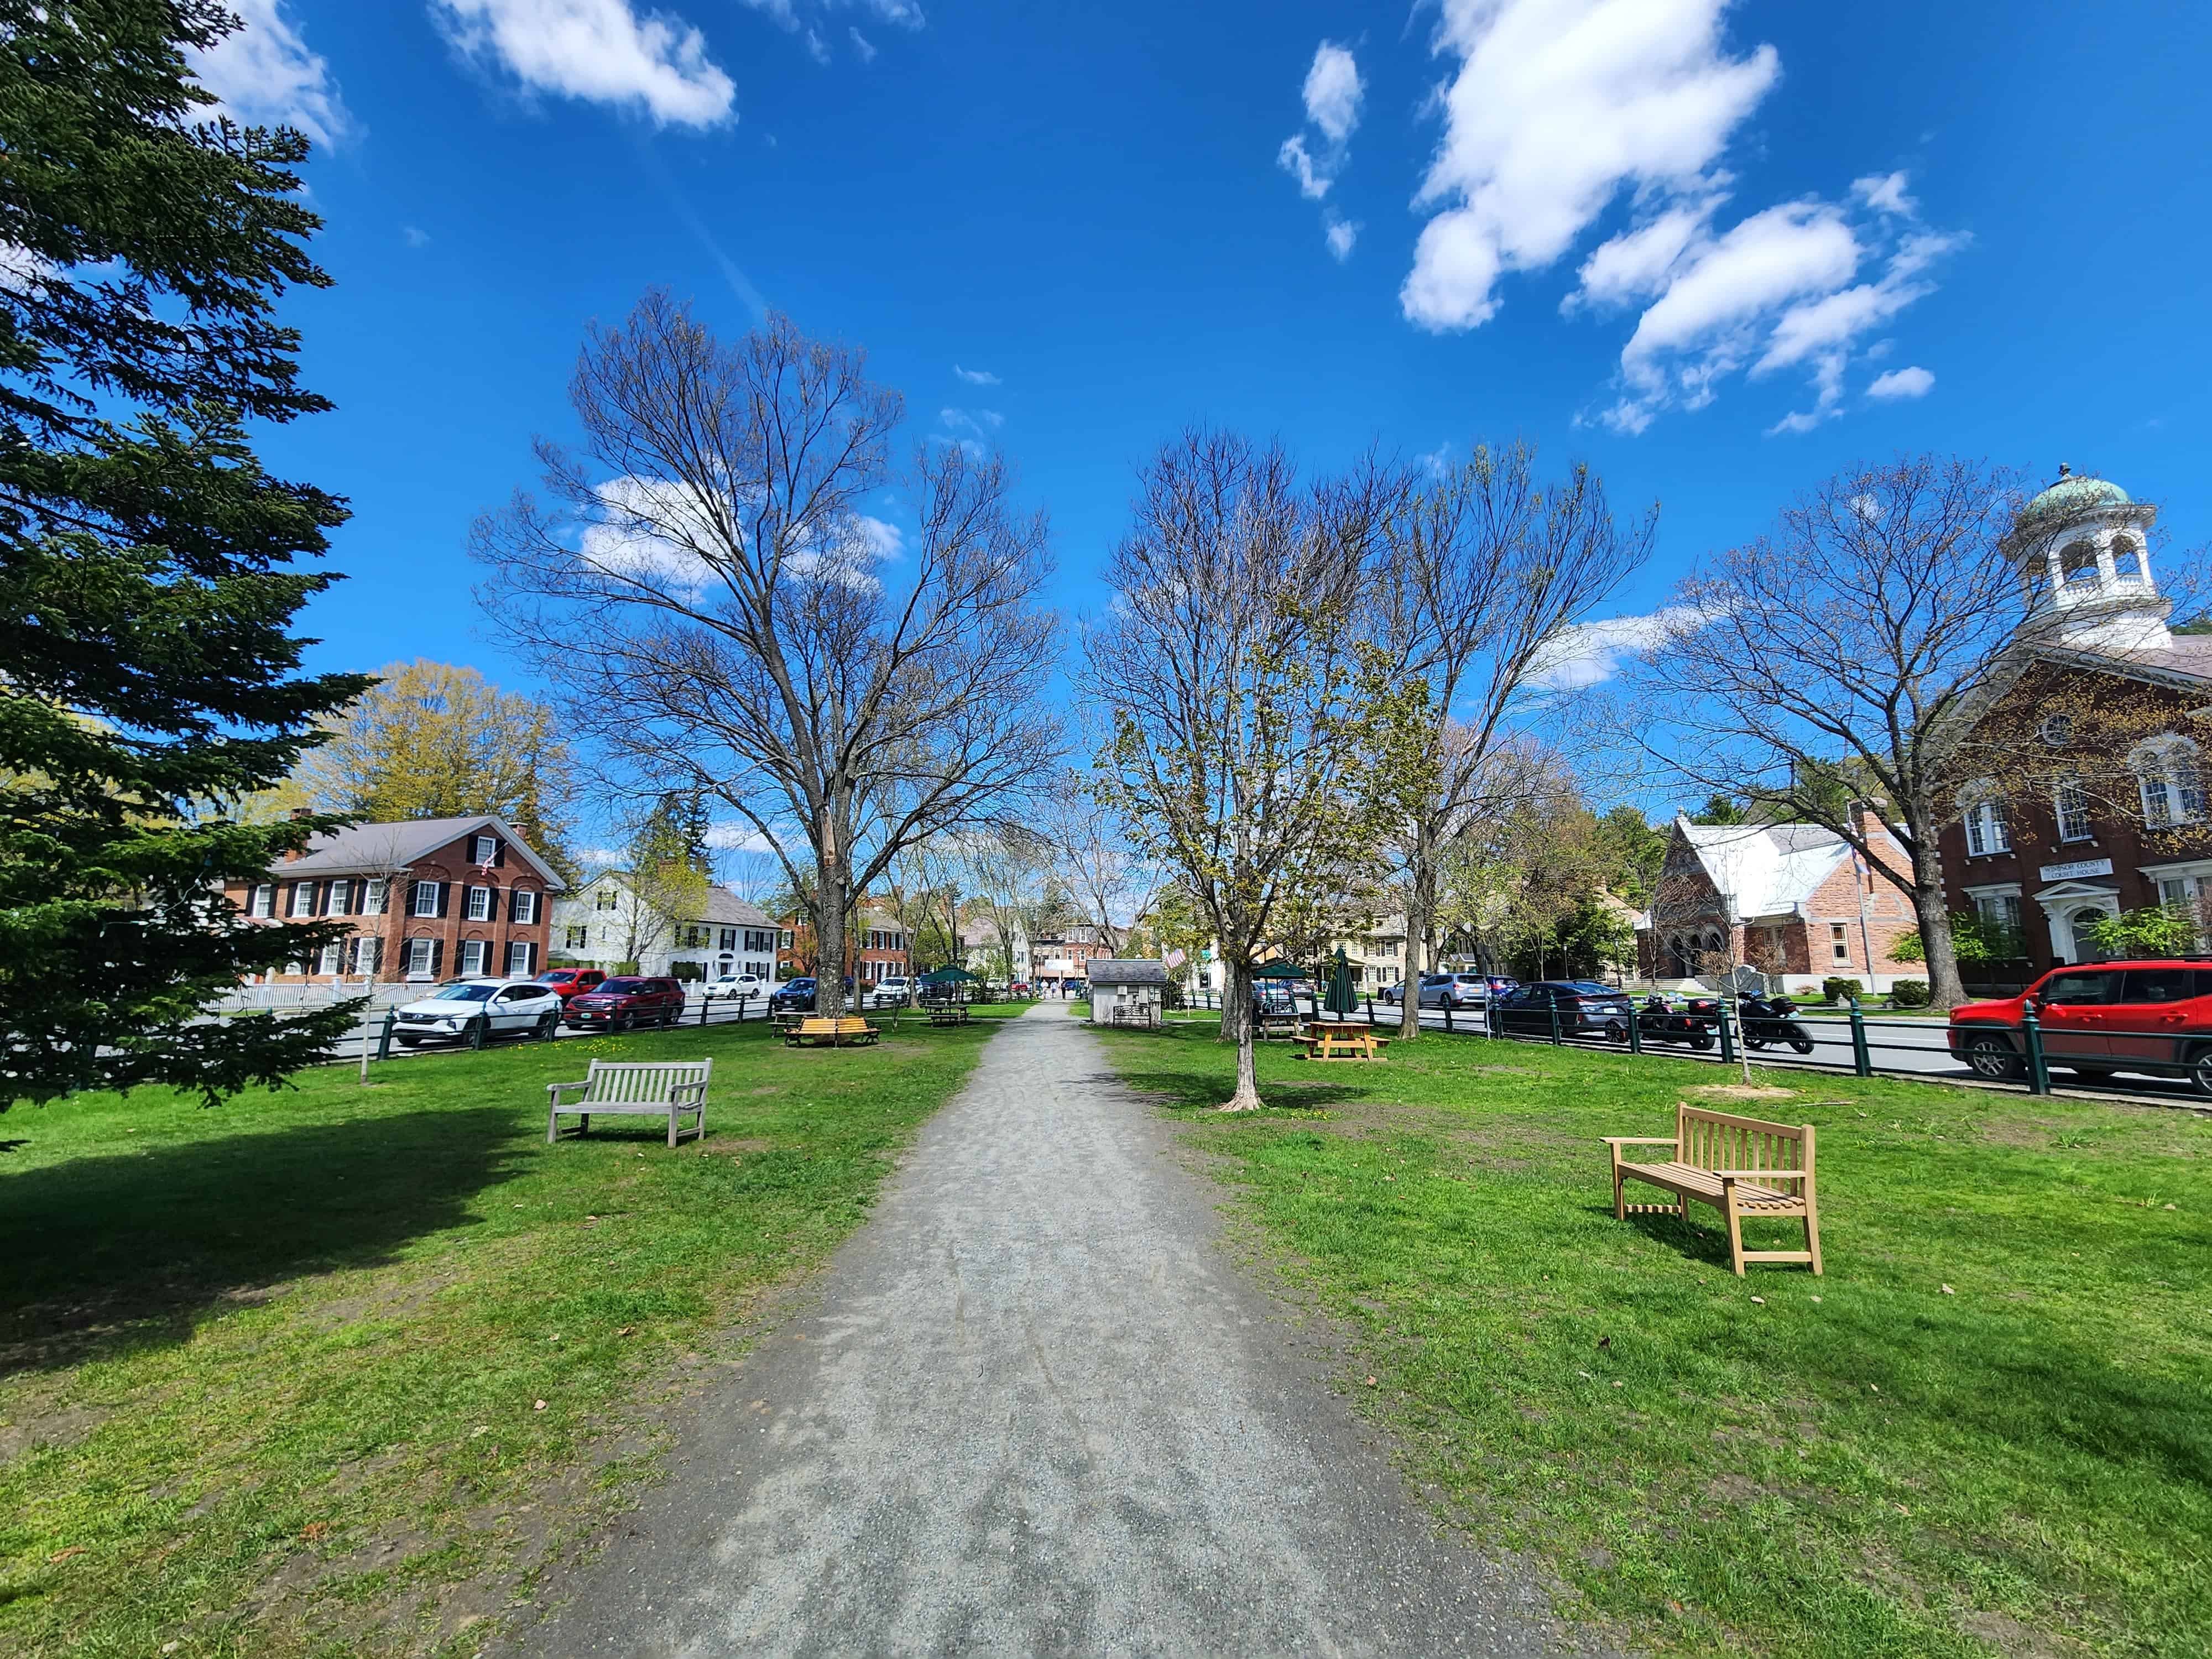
[{"left": 2027, "top": 469, "right": 2130, "bottom": 516}]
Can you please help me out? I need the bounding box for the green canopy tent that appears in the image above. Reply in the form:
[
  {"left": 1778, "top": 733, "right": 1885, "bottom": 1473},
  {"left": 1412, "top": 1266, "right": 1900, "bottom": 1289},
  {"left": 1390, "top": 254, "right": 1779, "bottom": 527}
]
[
  {"left": 1252, "top": 957, "right": 1316, "bottom": 1018},
  {"left": 918, "top": 964, "right": 982, "bottom": 1005}
]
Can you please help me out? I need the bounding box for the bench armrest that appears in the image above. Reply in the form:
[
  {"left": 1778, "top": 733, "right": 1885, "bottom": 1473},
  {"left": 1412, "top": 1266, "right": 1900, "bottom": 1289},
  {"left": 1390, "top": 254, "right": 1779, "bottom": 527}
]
[
  {"left": 1715, "top": 1168, "right": 1807, "bottom": 1182},
  {"left": 667, "top": 1080, "right": 709, "bottom": 1105},
  {"left": 1601, "top": 1136, "right": 1679, "bottom": 1147},
  {"left": 547, "top": 1079, "right": 592, "bottom": 1104}
]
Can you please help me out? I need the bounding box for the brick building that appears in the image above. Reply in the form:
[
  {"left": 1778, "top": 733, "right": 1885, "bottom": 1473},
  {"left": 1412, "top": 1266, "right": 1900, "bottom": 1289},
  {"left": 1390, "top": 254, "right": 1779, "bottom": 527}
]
[
  {"left": 1637, "top": 813, "right": 1919, "bottom": 994},
  {"left": 1936, "top": 468, "right": 2212, "bottom": 979},
  {"left": 228, "top": 815, "right": 564, "bottom": 984},
  {"left": 776, "top": 907, "right": 910, "bottom": 987}
]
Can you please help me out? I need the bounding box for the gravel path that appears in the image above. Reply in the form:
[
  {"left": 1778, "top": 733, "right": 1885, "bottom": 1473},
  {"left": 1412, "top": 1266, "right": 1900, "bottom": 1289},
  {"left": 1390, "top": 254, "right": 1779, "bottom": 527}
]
[{"left": 514, "top": 1003, "right": 1601, "bottom": 1658}]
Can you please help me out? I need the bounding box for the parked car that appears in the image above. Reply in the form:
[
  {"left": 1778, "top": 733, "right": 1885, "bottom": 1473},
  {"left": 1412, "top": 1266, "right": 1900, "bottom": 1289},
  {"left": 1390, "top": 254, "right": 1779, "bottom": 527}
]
[
  {"left": 702, "top": 972, "right": 766, "bottom": 1001},
  {"left": 770, "top": 975, "right": 855, "bottom": 1013},
  {"left": 565, "top": 975, "right": 687, "bottom": 1031},
  {"left": 534, "top": 967, "right": 606, "bottom": 1004},
  {"left": 1417, "top": 972, "right": 1493, "bottom": 1010},
  {"left": 870, "top": 975, "right": 916, "bottom": 1008},
  {"left": 1009, "top": 979, "right": 1031, "bottom": 997},
  {"left": 1947, "top": 960, "right": 2212, "bottom": 1093},
  {"left": 1494, "top": 980, "right": 1635, "bottom": 1040},
  {"left": 393, "top": 978, "right": 563, "bottom": 1046}
]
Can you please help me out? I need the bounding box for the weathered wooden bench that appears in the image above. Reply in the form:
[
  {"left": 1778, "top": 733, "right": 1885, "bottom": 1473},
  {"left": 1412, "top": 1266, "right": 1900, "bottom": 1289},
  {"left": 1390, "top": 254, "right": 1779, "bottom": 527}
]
[
  {"left": 927, "top": 1005, "right": 971, "bottom": 1026},
  {"left": 786, "top": 1015, "right": 879, "bottom": 1047},
  {"left": 546, "top": 1059, "right": 712, "bottom": 1149},
  {"left": 1603, "top": 1103, "right": 1822, "bottom": 1276}
]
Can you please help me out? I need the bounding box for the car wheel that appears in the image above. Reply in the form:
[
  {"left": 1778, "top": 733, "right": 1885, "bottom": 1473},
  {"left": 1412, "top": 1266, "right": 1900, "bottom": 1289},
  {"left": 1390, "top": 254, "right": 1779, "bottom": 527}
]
[
  {"left": 1963, "top": 1030, "right": 2025, "bottom": 1081},
  {"left": 1692, "top": 1032, "right": 1714, "bottom": 1051},
  {"left": 536, "top": 1011, "right": 558, "bottom": 1041},
  {"left": 614, "top": 1012, "right": 632, "bottom": 1034},
  {"left": 2062, "top": 1065, "right": 2111, "bottom": 1081},
  {"left": 2187, "top": 1046, "right": 2212, "bottom": 1098},
  {"left": 397, "top": 1036, "right": 420, "bottom": 1048}
]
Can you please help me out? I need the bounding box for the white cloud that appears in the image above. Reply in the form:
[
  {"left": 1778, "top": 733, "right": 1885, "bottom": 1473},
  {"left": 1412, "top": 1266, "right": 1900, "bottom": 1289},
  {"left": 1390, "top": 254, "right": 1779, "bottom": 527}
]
[
  {"left": 1564, "top": 197, "right": 1720, "bottom": 312},
  {"left": 804, "top": 27, "right": 829, "bottom": 63},
  {"left": 1867, "top": 364, "right": 1935, "bottom": 400},
  {"left": 849, "top": 27, "right": 877, "bottom": 62},
  {"left": 1402, "top": 0, "right": 1778, "bottom": 331},
  {"left": 953, "top": 364, "right": 1000, "bottom": 385},
  {"left": 1852, "top": 170, "right": 1916, "bottom": 216},
  {"left": 1302, "top": 41, "right": 1364, "bottom": 144},
  {"left": 431, "top": 0, "right": 736, "bottom": 129},
  {"left": 403, "top": 225, "right": 431, "bottom": 248},
  {"left": 1530, "top": 606, "right": 1704, "bottom": 690},
  {"left": 857, "top": 514, "right": 905, "bottom": 560},
  {"left": 939, "top": 407, "right": 1004, "bottom": 437},
  {"left": 1279, "top": 41, "right": 1364, "bottom": 257},
  {"left": 737, "top": 0, "right": 925, "bottom": 47},
  {"left": 190, "top": 0, "right": 352, "bottom": 148}
]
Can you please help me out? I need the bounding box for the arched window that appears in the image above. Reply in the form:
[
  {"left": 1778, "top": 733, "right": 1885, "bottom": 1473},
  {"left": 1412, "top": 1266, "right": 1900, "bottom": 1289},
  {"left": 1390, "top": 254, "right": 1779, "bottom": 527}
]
[
  {"left": 1957, "top": 780, "right": 2012, "bottom": 856},
  {"left": 2110, "top": 536, "right": 2145, "bottom": 582},
  {"left": 2060, "top": 540, "right": 2100, "bottom": 587},
  {"left": 2038, "top": 713, "right": 2074, "bottom": 747},
  {"left": 2132, "top": 735, "right": 2206, "bottom": 830}
]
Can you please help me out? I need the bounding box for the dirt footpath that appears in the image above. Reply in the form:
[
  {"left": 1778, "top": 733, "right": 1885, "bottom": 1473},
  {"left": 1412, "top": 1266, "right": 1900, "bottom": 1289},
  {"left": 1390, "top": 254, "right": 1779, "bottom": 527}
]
[{"left": 510, "top": 1003, "right": 1602, "bottom": 1657}]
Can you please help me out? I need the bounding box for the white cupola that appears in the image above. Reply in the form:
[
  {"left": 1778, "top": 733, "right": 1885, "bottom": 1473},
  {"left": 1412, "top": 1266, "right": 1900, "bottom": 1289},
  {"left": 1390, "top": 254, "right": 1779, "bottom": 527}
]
[{"left": 2011, "top": 464, "right": 2171, "bottom": 653}]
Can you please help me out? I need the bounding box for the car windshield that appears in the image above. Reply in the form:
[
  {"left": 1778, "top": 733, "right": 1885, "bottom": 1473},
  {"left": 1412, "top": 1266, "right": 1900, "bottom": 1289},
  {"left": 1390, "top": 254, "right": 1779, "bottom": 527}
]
[
  {"left": 535, "top": 972, "right": 572, "bottom": 984},
  {"left": 431, "top": 984, "right": 496, "bottom": 1002},
  {"left": 1568, "top": 981, "right": 1617, "bottom": 995},
  {"left": 598, "top": 978, "right": 648, "bottom": 994}
]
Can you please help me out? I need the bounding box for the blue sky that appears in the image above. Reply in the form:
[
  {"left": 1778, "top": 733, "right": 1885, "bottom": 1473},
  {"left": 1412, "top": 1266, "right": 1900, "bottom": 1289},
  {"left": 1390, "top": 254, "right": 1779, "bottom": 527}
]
[{"left": 199, "top": 0, "right": 2209, "bottom": 773}]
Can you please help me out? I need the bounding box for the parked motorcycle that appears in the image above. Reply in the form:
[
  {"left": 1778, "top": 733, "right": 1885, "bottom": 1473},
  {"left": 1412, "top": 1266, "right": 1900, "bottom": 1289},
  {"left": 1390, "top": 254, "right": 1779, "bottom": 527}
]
[
  {"left": 1738, "top": 992, "right": 1817, "bottom": 1055},
  {"left": 1636, "top": 994, "right": 1715, "bottom": 1051}
]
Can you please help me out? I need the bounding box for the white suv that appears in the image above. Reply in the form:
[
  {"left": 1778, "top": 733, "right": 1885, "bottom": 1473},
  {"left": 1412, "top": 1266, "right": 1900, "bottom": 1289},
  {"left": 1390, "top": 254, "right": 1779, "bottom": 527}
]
[
  {"left": 702, "top": 972, "right": 767, "bottom": 1000},
  {"left": 871, "top": 976, "right": 915, "bottom": 1008},
  {"left": 392, "top": 978, "right": 562, "bottom": 1046}
]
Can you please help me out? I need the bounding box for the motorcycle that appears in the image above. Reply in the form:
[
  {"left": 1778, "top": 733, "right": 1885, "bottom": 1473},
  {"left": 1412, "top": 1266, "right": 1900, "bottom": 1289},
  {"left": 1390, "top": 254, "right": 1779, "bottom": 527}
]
[
  {"left": 1738, "top": 992, "right": 1816, "bottom": 1055},
  {"left": 1636, "top": 994, "right": 1715, "bottom": 1051}
]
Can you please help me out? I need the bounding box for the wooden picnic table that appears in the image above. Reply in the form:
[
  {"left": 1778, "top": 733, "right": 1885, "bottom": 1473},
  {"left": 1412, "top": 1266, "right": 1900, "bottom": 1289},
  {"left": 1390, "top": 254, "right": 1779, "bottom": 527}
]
[
  {"left": 927, "top": 1004, "right": 972, "bottom": 1026},
  {"left": 1296, "top": 1019, "right": 1389, "bottom": 1062}
]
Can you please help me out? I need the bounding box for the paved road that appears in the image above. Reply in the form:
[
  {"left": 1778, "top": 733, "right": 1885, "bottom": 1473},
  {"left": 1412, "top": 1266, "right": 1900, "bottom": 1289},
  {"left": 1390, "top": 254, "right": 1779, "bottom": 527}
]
[{"left": 512, "top": 1002, "right": 1599, "bottom": 1658}]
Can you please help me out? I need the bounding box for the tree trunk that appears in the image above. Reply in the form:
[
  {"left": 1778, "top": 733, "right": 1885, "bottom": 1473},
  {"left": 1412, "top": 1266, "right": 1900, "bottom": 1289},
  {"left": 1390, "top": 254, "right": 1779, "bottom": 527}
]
[
  {"left": 1397, "top": 853, "right": 1432, "bottom": 1041},
  {"left": 816, "top": 858, "right": 848, "bottom": 1018},
  {"left": 1220, "top": 958, "right": 1261, "bottom": 1112},
  {"left": 1912, "top": 880, "right": 1966, "bottom": 1009}
]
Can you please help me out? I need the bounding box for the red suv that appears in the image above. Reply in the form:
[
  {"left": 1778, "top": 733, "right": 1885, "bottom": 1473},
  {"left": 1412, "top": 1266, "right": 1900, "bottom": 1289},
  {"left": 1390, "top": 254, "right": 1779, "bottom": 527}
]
[
  {"left": 565, "top": 975, "right": 687, "bottom": 1032},
  {"left": 535, "top": 968, "right": 606, "bottom": 1004},
  {"left": 1948, "top": 959, "right": 2212, "bottom": 1094}
]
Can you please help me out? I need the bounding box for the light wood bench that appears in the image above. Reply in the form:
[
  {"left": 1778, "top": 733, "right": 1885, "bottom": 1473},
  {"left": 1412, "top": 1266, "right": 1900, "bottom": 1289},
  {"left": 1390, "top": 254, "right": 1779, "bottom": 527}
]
[
  {"left": 1295, "top": 1021, "right": 1389, "bottom": 1061},
  {"left": 786, "top": 1015, "right": 879, "bottom": 1047},
  {"left": 546, "top": 1059, "right": 712, "bottom": 1149},
  {"left": 1603, "top": 1103, "right": 1822, "bottom": 1276}
]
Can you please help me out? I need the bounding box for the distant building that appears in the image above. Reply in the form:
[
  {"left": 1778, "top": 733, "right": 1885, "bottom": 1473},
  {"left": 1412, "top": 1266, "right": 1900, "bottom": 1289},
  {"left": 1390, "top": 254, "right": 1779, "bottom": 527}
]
[
  {"left": 552, "top": 875, "right": 781, "bottom": 981},
  {"left": 775, "top": 907, "right": 910, "bottom": 988},
  {"left": 1086, "top": 959, "right": 1167, "bottom": 1027},
  {"left": 1032, "top": 923, "right": 1118, "bottom": 993},
  {"left": 229, "top": 814, "right": 564, "bottom": 983}
]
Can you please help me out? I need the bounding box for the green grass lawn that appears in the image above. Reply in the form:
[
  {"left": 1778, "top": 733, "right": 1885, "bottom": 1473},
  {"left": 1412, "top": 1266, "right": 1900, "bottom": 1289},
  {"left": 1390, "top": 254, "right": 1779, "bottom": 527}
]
[
  {"left": 1094, "top": 1020, "right": 2211, "bottom": 1659},
  {"left": 0, "top": 1015, "right": 1000, "bottom": 1658}
]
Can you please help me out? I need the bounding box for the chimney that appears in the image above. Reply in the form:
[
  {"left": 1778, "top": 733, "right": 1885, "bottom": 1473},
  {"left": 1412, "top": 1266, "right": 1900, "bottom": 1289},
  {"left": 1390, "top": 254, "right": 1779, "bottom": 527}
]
[{"left": 282, "top": 805, "right": 316, "bottom": 863}]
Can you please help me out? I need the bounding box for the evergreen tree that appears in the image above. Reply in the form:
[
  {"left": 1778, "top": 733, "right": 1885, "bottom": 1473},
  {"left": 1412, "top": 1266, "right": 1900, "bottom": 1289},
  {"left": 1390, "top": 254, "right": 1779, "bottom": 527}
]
[{"left": 0, "top": 2, "right": 369, "bottom": 1107}]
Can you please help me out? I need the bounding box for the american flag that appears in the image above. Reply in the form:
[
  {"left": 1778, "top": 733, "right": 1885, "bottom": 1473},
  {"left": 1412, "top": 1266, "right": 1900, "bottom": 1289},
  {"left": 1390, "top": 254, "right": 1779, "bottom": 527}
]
[{"left": 1164, "top": 948, "right": 1186, "bottom": 969}]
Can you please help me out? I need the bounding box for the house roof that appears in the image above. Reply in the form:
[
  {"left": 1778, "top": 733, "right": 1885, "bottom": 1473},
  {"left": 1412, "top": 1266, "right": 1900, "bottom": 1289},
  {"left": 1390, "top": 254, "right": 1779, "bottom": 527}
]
[
  {"left": 283, "top": 816, "right": 567, "bottom": 888},
  {"left": 696, "top": 888, "right": 774, "bottom": 927},
  {"left": 1087, "top": 959, "right": 1168, "bottom": 985},
  {"left": 1673, "top": 818, "right": 1858, "bottom": 922}
]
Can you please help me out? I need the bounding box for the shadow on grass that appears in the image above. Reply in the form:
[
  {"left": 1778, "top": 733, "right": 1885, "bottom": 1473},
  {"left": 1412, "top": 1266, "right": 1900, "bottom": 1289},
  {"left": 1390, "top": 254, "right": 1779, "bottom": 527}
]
[
  {"left": 0, "top": 1106, "right": 523, "bottom": 1376},
  {"left": 1110, "top": 1068, "right": 1374, "bottom": 1113}
]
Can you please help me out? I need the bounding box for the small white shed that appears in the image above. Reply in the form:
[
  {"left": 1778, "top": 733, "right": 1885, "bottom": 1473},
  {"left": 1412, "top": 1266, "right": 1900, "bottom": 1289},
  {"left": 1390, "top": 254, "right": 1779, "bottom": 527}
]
[{"left": 1087, "top": 960, "right": 1168, "bottom": 1028}]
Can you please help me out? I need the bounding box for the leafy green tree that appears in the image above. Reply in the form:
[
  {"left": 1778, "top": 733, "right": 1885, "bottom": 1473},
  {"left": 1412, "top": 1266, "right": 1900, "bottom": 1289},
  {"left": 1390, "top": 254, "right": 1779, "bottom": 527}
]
[
  {"left": 0, "top": 2, "right": 369, "bottom": 1108},
  {"left": 2086, "top": 906, "right": 2200, "bottom": 960},
  {"left": 1688, "top": 793, "right": 1747, "bottom": 826}
]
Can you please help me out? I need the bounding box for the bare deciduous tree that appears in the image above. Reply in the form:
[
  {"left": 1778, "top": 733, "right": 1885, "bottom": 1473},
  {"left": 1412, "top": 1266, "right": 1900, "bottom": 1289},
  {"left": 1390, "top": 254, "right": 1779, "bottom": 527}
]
[
  {"left": 473, "top": 294, "right": 1061, "bottom": 1018},
  {"left": 1088, "top": 430, "right": 1400, "bottom": 1112},
  {"left": 1380, "top": 441, "right": 1652, "bottom": 1041},
  {"left": 1636, "top": 455, "right": 2037, "bottom": 1009},
  {"left": 1035, "top": 770, "right": 1163, "bottom": 948}
]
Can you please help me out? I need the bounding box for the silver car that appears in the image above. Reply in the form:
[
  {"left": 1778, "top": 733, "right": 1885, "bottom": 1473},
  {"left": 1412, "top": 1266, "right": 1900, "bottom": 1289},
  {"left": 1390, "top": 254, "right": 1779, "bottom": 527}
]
[{"left": 392, "top": 978, "right": 563, "bottom": 1046}]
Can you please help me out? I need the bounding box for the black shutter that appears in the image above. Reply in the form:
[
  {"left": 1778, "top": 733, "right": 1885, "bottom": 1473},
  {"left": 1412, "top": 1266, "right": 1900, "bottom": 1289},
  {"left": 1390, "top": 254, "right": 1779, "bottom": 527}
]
[
  {"left": 407, "top": 879, "right": 421, "bottom": 916},
  {"left": 435, "top": 881, "right": 450, "bottom": 917},
  {"left": 430, "top": 940, "right": 444, "bottom": 978},
  {"left": 494, "top": 839, "right": 507, "bottom": 868},
  {"left": 487, "top": 886, "right": 501, "bottom": 923}
]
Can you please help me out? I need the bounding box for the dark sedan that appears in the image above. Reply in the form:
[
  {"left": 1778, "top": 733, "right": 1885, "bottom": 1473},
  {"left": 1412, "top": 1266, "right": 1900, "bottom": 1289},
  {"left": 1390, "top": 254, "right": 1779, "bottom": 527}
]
[
  {"left": 1494, "top": 980, "right": 1634, "bottom": 1040},
  {"left": 770, "top": 975, "right": 855, "bottom": 1013}
]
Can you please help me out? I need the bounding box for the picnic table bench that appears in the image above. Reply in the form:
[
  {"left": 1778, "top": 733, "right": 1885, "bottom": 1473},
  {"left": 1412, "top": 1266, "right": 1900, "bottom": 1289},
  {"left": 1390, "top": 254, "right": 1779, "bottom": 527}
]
[
  {"left": 786, "top": 1015, "right": 879, "bottom": 1047},
  {"left": 1603, "top": 1103, "right": 1822, "bottom": 1276},
  {"left": 928, "top": 1005, "right": 972, "bottom": 1026},
  {"left": 546, "top": 1058, "right": 712, "bottom": 1149},
  {"left": 1295, "top": 1020, "right": 1389, "bottom": 1062}
]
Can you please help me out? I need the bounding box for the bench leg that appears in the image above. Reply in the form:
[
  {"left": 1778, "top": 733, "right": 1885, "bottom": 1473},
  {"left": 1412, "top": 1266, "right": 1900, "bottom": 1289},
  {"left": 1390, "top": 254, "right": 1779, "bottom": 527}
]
[
  {"left": 667, "top": 1107, "right": 679, "bottom": 1149},
  {"left": 1724, "top": 1191, "right": 1746, "bottom": 1277},
  {"left": 548, "top": 1104, "right": 559, "bottom": 1144},
  {"left": 1804, "top": 1202, "right": 1823, "bottom": 1276},
  {"left": 1612, "top": 1164, "right": 1626, "bottom": 1222}
]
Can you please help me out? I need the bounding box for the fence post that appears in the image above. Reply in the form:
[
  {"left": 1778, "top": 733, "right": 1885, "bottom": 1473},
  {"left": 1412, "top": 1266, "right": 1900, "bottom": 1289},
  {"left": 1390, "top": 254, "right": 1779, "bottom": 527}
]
[
  {"left": 1848, "top": 996, "right": 1873, "bottom": 1078},
  {"left": 1547, "top": 995, "right": 1563, "bottom": 1046},
  {"left": 1717, "top": 999, "right": 1736, "bottom": 1065},
  {"left": 2022, "top": 1006, "right": 2051, "bottom": 1095},
  {"left": 1626, "top": 1002, "right": 1642, "bottom": 1055},
  {"left": 739, "top": 992, "right": 750, "bottom": 1024},
  {"left": 1365, "top": 993, "right": 1374, "bottom": 1024},
  {"left": 376, "top": 1006, "right": 396, "bottom": 1063},
  {"left": 468, "top": 1014, "right": 487, "bottom": 1051},
  {"left": 1443, "top": 998, "right": 1453, "bottom": 1034}
]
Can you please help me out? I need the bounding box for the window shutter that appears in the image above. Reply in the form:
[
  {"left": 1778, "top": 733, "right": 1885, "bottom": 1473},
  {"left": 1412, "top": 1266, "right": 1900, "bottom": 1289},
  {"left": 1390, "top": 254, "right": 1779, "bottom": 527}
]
[
  {"left": 487, "top": 886, "right": 501, "bottom": 923},
  {"left": 408, "top": 879, "right": 421, "bottom": 916},
  {"left": 430, "top": 940, "right": 444, "bottom": 977},
  {"left": 436, "top": 881, "right": 450, "bottom": 917},
  {"left": 495, "top": 839, "right": 507, "bottom": 867}
]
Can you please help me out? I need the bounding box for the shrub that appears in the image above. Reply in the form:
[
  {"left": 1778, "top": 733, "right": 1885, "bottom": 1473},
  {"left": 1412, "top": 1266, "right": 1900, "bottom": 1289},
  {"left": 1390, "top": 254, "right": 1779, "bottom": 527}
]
[
  {"left": 669, "top": 961, "right": 703, "bottom": 981},
  {"left": 2087, "top": 904, "right": 2201, "bottom": 959},
  {"left": 1822, "top": 976, "right": 1863, "bottom": 1004},
  {"left": 1889, "top": 978, "right": 1930, "bottom": 1008}
]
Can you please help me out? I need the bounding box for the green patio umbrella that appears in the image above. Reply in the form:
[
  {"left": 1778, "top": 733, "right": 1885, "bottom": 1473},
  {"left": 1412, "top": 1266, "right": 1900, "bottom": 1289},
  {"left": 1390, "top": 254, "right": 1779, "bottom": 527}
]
[
  {"left": 1251, "top": 959, "right": 1306, "bottom": 979},
  {"left": 1323, "top": 947, "right": 1358, "bottom": 1016}
]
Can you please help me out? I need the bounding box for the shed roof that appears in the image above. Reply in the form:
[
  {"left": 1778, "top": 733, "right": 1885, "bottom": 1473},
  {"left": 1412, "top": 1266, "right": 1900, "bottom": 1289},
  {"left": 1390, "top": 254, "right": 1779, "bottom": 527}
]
[{"left": 1087, "top": 959, "right": 1168, "bottom": 985}]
